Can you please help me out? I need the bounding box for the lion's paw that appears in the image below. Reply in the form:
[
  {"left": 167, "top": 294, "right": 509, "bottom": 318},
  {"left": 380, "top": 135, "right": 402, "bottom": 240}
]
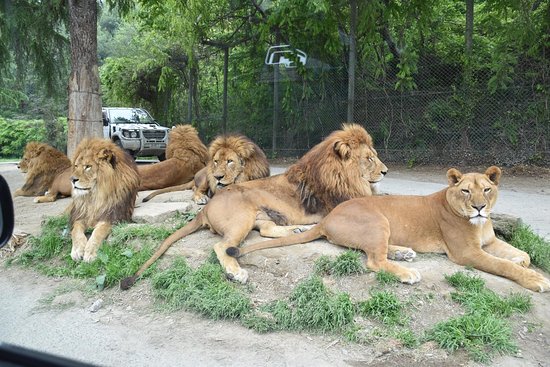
[
  {"left": 83, "top": 250, "right": 98, "bottom": 263},
  {"left": 226, "top": 268, "right": 249, "bottom": 284},
  {"left": 511, "top": 255, "right": 530, "bottom": 268},
  {"left": 71, "top": 247, "right": 83, "bottom": 261},
  {"left": 391, "top": 248, "right": 417, "bottom": 262},
  {"left": 195, "top": 194, "right": 209, "bottom": 205},
  {"left": 521, "top": 269, "right": 550, "bottom": 292},
  {"left": 400, "top": 268, "right": 422, "bottom": 285}
]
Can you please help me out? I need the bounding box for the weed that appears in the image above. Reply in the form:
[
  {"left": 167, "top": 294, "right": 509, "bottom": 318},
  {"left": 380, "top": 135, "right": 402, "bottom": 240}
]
[
  {"left": 427, "top": 271, "right": 531, "bottom": 362},
  {"left": 510, "top": 224, "right": 550, "bottom": 273},
  {"left": 357, "top": 290, "right": 406, "bottom": 326},
  {"left": 375, "top": 270, "right": 400, "bottom": 285},
  {"left": 152, "top": 257, "right": 251, "bottom": 319},
  {"left": 313, "top": 251, "right": 365, "bottom": 277}
]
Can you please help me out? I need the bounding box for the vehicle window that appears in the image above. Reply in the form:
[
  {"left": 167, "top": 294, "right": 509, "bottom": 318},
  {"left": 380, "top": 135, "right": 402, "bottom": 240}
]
[{"left": 109, "top": 109, "right": 155, "bottom": 124}]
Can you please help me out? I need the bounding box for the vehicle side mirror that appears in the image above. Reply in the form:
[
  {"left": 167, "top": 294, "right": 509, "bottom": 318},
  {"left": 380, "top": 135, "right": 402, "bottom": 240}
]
[
  {"left": 0, "top": 175, "right": 14, "bottom": 248},
  {"left": 102, "top": 113, "right": 109, "bottom": 126}
]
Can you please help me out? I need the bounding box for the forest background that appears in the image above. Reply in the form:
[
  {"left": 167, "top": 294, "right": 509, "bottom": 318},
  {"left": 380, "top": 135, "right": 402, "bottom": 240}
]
[{"left": 0, "top": 0, "right": 548, "bottom": 166}]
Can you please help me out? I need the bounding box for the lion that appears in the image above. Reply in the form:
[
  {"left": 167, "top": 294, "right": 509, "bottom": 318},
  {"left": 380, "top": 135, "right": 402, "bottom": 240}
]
[
  {"left": 14, "top": 142, "right": 71, "bottom": 198},
  {"left": 138, "top": 125, "right": 209, "bottom": 190},
  {"left": 142, "top": 134, "right": 270, "bottom": 204},
  {"left": 230, "top": 166, "right": 550, "bottom": 293},
  {"left": 69, "top": 138, "right": 140, "bottom": 262},
  {"left": 121, "top": 123, "right": 388, "bottom": 289}
]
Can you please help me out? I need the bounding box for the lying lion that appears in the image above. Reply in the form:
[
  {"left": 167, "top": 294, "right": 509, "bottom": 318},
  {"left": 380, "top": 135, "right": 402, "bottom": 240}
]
[
  {"left": 138, "top": 124, "right": 208, "bottom": 190},
  {"left": 69, "top": 138, "right": 140, "bottom": 262},
  {"left": 14, "top": 141, "right": 71, "bottom": 199},
  {"left": 142, "top": 134, "right": 270, "bottom": 204},
  {"left": 230, "top": 166, "right": 550, "bottom": 293},
  {"left": 121, "top": 123, "right": 387, "bottom": 289}
]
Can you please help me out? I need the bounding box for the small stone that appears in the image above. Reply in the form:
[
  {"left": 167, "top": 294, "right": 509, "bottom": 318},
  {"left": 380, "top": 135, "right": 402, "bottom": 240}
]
[{"left": 89, "top": 299, "right": 104, "bottom": 313}]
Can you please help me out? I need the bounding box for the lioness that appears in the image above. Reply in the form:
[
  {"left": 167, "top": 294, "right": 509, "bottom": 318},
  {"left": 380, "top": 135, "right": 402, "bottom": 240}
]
[
  {"left": 69, "top": 138, "right": 140, "bottom": 262},
  {"left": 121, "top": 123, "right": 387, "bottom": 289},
  {"left": 142, "top": 134, "right": 270, "bottom": 204},
  {"left": 230, "top": 166, "right": 550, "bottom": 292}
]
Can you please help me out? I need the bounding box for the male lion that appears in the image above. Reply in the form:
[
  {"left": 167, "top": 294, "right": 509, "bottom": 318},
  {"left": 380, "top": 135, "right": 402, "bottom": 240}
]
[
  {"left": 142, "top": 134, "right": 270, "bottom": 204},
  {"left": 230, "top": 166, "right": 550, "bottom": 293},
  {"left": 138, "top": 125, "right": 208, "bottom": 190},
  {"left": 14, "top": 142, "right": 71, "bottom": 198},
  {"left": 69, "top": 138, "right": 140, "bottom": 262},
  {"left": 121, "top": 123, "right": 387, "bottom": 289}
]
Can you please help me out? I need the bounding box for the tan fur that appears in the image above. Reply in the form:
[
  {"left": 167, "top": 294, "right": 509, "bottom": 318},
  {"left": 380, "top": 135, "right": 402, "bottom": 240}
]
[
  {"left": 121, "top": 123, "right": 388, "bottom": 289},
  {"left": 138, "top": 125, "right": 208, "bottom": 190},
  {"left": 14, "top": 142, "right": 71, "bottom": 198},
  {"left": 235, "top": 167, "right": 550, "bottom": 293},
  {"left": 142, "top": 134, "right": 270, "bottom": 204},
  {"left": 69, "top": 138, "right": 140, "bottom": 262}
]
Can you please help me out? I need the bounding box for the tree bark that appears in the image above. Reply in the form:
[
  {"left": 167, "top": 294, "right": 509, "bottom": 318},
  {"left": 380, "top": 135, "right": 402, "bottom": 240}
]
[
  {"left": 66, "top": 0, "right": 102, "bottom": 158},
  {"left": 347, "top": 0, "right": 357, "bottom": 122}
]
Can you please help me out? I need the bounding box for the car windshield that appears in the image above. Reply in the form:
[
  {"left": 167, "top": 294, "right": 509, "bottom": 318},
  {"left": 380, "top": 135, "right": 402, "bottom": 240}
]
[{"left": 110, "top": 109, "right": 155, "bottom": 124}]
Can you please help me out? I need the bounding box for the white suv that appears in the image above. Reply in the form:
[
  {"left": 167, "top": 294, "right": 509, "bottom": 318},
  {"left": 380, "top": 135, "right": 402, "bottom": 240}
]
[{"left": 102, "top": 107, "right": 170, "bottom": 160}]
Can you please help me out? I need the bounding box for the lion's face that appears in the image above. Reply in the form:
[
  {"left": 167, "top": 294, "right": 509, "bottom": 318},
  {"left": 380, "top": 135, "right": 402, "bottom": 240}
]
[
  {"left": 209, "top": 148, "right": 245, "bottom": 189},
  {"left": 71, "top": 145, "right": 117, "bottom": 197},
  {"left": 446, "top": 166, "right": 501, "bottom": 226},
  {"left": 18, "top": 143, "right": 44, "bottom": 173},
  {"left": 358, "top": 146, "right": 388, "bottom": 189}
]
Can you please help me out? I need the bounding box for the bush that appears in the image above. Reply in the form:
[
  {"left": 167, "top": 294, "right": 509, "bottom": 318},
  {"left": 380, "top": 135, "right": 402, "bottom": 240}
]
[{"left": 0, "top": 117, "right": 67, "bottom": 158}]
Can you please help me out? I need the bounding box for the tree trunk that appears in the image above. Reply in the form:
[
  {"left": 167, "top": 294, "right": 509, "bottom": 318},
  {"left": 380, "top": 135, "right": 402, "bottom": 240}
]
[
  {"left": 66, "top": 0, "right": 102, "bottom": 158},
  {"left": 347, "top": 0, "right": 357, "bottom": 122},
  {"left": 465, "top": 0, "right": 474, "bottom": 58}
]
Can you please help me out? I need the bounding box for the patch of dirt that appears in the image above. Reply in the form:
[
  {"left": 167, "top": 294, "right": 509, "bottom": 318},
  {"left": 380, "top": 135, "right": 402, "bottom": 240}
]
[{"left": 1, "top": 162, "right": 550, "bottom": 367}]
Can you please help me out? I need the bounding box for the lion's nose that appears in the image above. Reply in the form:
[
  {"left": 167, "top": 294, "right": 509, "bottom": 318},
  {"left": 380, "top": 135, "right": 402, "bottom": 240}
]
[
  {"left": 472, "top": 204, "right": 486, "bottom": 211},
  {"left": 214, "top": 174, "right": 224, "bottom": 181},
  {"left": 381, "top": 169, "right": 388, "bottom": 176},
  {"left": 71, "top": 176, "right": 79, "bottom": 184}
]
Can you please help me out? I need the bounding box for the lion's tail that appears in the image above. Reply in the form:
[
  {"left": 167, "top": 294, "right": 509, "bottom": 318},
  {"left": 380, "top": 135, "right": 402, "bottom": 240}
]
[
  {"left": 142, "top": 180, "right": 195, "bottom": 202},
  {"left": 226, "top": 225, "right": 323, "bottom": 258},
  {"left": 120, "top": 212, "right": 205, "bottom": 290}
]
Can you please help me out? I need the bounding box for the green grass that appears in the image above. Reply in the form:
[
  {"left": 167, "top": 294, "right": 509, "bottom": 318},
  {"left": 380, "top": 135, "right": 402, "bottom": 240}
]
[
  {"left": 314, "top": 250, "right": 366, "bottom": 276},
  {"left": 152, "top": 257, "right": 251, "bottom": 319},
  {"left": 357, "top": 290, "right": 407, "bottom": 326},
  {"left": 510, "top": 224, "right": 550, "bottom": 273},
  {"left": 427, "top": 271, "right": 532, "bottom": 362},
  {"left": 11, "top": 213, "right": 195, "bottom": 288},
  {"left": 375, "top": 270, "right": 401, "bottom": 285}
]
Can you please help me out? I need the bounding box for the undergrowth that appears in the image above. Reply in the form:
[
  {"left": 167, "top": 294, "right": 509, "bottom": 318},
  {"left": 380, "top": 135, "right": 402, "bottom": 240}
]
[
  {"left": 509, "top": 224, "right": 550, "bottom": 273},
  {"left": 426, "top": 271, "right": 532, "bottom": 363}
]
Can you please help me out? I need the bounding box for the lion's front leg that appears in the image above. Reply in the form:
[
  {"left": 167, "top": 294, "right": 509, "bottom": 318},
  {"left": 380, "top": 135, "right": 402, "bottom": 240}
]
[
  {"left": 448, "top": 248, "right": 550, "bottom": 292},
  {"left": 214, "top": 241, "right": 248, "bottom": 283},
  {"left": 483, "top": 237, "right": 530, "bottom": 267},
  {"left": 71, "top": 221, "right": 88, "bottom": 261},
  {"left": 83, "top": 221, "right": 112, "bottom": 262}
]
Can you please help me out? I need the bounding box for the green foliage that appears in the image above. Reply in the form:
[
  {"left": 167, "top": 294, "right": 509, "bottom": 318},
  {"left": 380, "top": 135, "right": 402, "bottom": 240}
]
[
  {"left": 259, "top": 276, "right": 355, "bottom": 332},
  {"left": 12, "top": 217, "right": 195, "bottom": 288},
  {"left": 0, "top": 117, "right": 67, "bottom": 158},
  {"left": 509, "top": 224, "right": 550, "bottom": 273},
  {"left": 313, "top": 251, "right": 366, "bottom": 277},
  {"left": 427, "top": 271, "right": 531, "bottom": 362},
  {"left": 357, "top": 290, "right": 406, "bottom": 326},
  {"left": 152, "top": 258, "right": 251, "bottom": 319},
  {"left": 375, "top": 270, "right": 401, "bottom": 285}
]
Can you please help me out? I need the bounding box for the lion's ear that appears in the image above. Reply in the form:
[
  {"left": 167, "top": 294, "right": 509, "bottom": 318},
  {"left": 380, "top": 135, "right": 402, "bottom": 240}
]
[
  {"left": 98, "top": 148, "right": 117, "bottom": 166},
  {"left": 333, "top": 140, "right": 351, "bottom": 160},
  {"left": 485, "top": 166, "right": 501, "bottom": 185},
  {"left": 446, "top": 168, "right": 462, "bottom": 186}
]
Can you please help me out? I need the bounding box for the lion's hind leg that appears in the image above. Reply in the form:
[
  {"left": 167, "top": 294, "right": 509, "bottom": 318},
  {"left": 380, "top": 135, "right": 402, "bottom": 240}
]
[
  {"left": 255, "top": 220, "right": 310, "bottom": 238},
  {"left": 387, "top": 245, "right": 417, "bottom": 262}
]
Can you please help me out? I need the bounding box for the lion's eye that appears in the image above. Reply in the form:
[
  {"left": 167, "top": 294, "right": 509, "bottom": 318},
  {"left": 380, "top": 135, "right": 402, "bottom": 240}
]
[
  {"left": 85, "top": 165, "right": 92, "bottom": 171},
  {"left": 484, "top": 188, "right": 491, "bottom": 193},
  {"left": 368, "top": 157, "right": 374, "bottom": 162},
  {"left": 213, "top": 160, "right": 218, "bottom": 166},
  {"left": 461, "top": 189, "right": 470, "bottom": 195},
  {"left": 227, "top": 159, "right": 233, "bottom": 164}
]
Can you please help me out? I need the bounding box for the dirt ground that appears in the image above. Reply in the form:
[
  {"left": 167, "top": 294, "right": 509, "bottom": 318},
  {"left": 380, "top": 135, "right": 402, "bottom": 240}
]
[{"left": 1, "top": 162, "right": 550, "bottom": 367}]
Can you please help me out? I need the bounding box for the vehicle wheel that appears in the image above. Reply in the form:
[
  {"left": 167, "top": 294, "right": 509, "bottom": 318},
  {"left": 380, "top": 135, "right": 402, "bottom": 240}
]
[{"left": 157, "top": 152, "right": 166, "bottom": 161}]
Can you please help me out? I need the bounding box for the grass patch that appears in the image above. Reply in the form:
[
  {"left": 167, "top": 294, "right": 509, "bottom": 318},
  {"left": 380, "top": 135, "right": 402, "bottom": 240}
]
[
  {"left": 314, "top": 250, "right": 366, "bottom": 276},
  {"left": 11, "top": 213, "right": 196, "bottom": 288},
  {"left": 375, "top": 270, "right": 400, "bottom": 285},
  {"left": 510, "top": 224, "right": 550, "bottom": 273},
  {"left": 357, "top": 290, "right": 406, "bottom": 326},
  {"left": 151, "top": 257, "right": 251, "bottom": 319},
  {"left": 427, "top": 271, "right": 532, "bottom": 363}
]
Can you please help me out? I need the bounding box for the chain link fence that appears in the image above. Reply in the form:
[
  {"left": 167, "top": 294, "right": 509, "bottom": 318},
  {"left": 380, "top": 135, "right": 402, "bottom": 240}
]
[{"left": 195, "top": 56, "right": 549, "bottom": 166}]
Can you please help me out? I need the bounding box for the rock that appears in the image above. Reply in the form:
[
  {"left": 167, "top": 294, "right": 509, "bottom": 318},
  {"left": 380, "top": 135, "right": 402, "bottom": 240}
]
[
  {"left": 89, "top": 298, "right": 103, "bottom": 313},
  {"left": 133, "top": 202, "right": 194, "bottom": 224},
  {"left": 492, "top": 213, "right": 522, "bottom": 240}
]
